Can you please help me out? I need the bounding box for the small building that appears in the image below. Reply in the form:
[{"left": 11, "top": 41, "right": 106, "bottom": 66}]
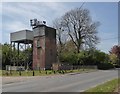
[
  {"left": 52, "top": 63, "right": 73, "bottom": 71},
  {"left": 52, "top": 63, "right": 61, "bottom": 71}
]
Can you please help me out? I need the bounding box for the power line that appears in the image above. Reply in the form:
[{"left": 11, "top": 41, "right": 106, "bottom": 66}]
[{"left": 80, "top": 2, "right": 85, "bottom": 9}]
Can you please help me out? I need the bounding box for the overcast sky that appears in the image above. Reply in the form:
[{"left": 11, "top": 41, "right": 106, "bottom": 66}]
[{"left": 1, "top": 2, "right": 118, "bottom": 53}]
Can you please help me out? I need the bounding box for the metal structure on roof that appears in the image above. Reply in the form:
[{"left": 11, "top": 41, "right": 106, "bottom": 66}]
[{"left": 30, "top": 19, "right": 46, "bottom": 29}]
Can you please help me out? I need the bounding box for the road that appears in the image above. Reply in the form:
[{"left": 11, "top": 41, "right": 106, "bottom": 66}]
[{"left": 2, "top": 70, "right": 118, "bottom": 92}]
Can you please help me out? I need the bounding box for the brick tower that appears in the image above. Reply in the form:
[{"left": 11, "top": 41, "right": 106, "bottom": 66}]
[{"left": 30, "top": 19, "right": 57, "bottom": 70}]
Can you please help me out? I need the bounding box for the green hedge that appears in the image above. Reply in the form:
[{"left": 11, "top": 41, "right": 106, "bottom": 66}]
[
  {"left": 115, "top": 65, "right": 120, "bottom": 68},
  {"left": 97, "top": 63, "right": 114, "bottom": 70}
]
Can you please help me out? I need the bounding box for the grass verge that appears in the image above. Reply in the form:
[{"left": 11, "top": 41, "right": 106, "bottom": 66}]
[
  {"left": 0, "top": 70, "right": 2, "bottom": 76},
  {"left": 1, "top": 68, "right": 97, "bottom": 76},
  {"left": 84, "top": 78, "right": 120, "bottom": 93}
]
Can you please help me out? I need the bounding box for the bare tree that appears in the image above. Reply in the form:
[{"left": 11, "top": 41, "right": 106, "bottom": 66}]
[
  {"left": 58, "top": 8, "right": 100, "bottom": 53},
  {"left": 53, "top": 18, "right": 68, "bottom": 54}
]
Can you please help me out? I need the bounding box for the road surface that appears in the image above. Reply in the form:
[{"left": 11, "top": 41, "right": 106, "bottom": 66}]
[{"left": 2, "top": 70, "right": 118, "bottom": 92}]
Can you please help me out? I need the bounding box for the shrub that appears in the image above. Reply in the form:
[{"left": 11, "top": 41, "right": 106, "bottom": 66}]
[
  {"left": 59, "top": 52, "right": 78, "bottom": 65},
  {"left": 97, "top": 63, "right": 114, "bottom": 70},
  {"left": 59, "top": 49, "right": 111, "bottom": 67}
]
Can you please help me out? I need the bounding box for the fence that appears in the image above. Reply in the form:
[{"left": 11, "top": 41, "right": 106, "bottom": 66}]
[
  {"left": 6, "top": 65, "right": 25, "bottom": 71},
  {"left": 52, "top": 63, "right": 97, "bottom": 71}
]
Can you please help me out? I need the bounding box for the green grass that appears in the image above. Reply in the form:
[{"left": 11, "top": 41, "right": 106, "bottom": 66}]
[
  {"left": 0, "top": 70, "right": 2, "bottom": 76},
  {"left": 1, "top": 68, "right": 97, "bottom": 77},
  {"left": 85, "top": 78, "right": 120, "bottom": 93}
]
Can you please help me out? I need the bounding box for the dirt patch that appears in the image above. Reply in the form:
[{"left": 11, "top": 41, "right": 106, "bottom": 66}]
[{"left": 114, "top": 85, "right": 120, "bottom": 94}]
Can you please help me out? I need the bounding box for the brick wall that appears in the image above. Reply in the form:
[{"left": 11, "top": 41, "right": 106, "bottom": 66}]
[{"left": 33, "top": 26, "right": 57, "bottom": 70}]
